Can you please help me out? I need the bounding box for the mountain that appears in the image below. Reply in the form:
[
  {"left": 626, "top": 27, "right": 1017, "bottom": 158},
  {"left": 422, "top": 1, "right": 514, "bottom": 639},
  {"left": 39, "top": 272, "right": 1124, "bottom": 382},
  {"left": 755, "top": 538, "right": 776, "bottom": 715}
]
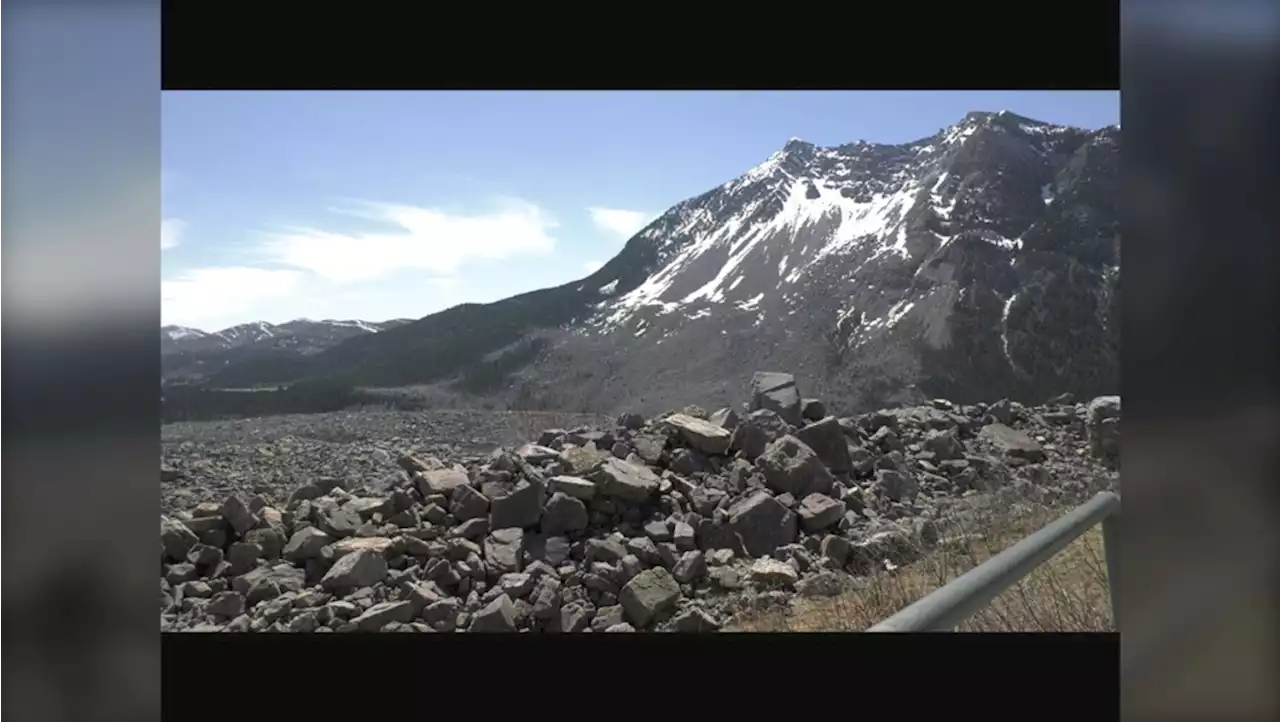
[
  {"left": 161, "top": 318, "right": 412, "bottom": 384},
  {"left": 200, "top": 110, "right": 1120, "bottom": 414}
]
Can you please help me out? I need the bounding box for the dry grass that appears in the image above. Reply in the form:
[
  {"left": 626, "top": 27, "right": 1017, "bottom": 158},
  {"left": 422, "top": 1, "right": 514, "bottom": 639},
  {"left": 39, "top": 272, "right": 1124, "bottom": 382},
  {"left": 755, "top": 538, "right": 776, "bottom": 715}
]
[{"left": 728, "top": 490, "right": 1116, "bottom": 632}]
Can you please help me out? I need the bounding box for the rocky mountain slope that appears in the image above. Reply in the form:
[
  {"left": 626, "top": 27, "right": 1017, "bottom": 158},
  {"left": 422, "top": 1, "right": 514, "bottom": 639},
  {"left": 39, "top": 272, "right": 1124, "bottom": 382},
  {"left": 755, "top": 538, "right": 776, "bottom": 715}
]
[
  {"left": 159, "top": 373, "right": 1122, "bottom": 632},
  {"left": 162, "top": 318, "right": 410, "bottom": 384},
  {"left": 201, "top": 110, "right": 1119, "bottom": 414}
]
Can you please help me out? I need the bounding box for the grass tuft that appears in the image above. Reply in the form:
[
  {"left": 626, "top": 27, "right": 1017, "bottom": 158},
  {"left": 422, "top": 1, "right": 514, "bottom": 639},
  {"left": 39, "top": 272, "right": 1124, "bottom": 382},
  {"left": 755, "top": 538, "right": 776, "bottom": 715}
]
[{"left": 728, "top": 488, "right": 1116, "bottom": 632}]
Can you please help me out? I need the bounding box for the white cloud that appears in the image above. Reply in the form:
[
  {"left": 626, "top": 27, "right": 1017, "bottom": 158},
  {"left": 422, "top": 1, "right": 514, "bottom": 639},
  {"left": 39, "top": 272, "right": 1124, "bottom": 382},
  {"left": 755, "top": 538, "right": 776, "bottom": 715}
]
[
  {"left": 583, "top": 260, "right": 604, "bottom": 273},
  {"left": 161, "top": 267, "right": 305, "bottom": 329},
  {"left": 588, "top": 206, "right": 650, "bottom": 240},
  {"left": 257, "top": 197, "right": 558, "bottom": 284},
  {"left": 161, "top": 218, "right": 186, "bottom": 250}
]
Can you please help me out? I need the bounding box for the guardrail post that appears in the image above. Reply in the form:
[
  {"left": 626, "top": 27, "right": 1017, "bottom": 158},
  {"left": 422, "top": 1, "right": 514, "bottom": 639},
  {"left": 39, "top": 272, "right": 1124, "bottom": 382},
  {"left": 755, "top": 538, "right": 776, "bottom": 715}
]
[{"left": 1101, "top": 509, "right": 1120, "bottom": 630}]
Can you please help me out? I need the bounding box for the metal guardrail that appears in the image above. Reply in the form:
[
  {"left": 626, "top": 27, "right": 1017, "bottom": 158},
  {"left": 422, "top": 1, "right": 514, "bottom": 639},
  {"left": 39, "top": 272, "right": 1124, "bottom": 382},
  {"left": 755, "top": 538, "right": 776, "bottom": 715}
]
[{"left": 867, "top": 490, "right": 1121, "bottom": 632}]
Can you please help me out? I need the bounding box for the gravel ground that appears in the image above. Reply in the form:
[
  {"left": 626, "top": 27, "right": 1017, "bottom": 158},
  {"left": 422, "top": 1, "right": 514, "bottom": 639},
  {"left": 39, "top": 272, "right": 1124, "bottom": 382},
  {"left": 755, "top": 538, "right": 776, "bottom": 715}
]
[{"left": 161, "top": 410, "right": 606, "bottom": 514}]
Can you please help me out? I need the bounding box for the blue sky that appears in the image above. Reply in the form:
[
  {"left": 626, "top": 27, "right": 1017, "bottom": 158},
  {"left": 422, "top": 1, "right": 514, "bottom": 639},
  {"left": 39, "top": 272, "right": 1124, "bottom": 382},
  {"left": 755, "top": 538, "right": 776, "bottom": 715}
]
[{"left": 161, "top": 90, "right": 1119, "bottom": 330}]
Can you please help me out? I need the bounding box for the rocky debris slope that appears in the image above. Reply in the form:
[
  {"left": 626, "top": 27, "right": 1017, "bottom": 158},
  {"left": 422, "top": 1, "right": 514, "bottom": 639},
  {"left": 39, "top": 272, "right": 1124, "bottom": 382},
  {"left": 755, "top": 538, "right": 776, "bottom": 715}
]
[
  {"left": 160, "top": 373, "right": 1120, "bottom": 633},
  {"left": 160, "top": 410, "right": 607, "bottom": 513}
]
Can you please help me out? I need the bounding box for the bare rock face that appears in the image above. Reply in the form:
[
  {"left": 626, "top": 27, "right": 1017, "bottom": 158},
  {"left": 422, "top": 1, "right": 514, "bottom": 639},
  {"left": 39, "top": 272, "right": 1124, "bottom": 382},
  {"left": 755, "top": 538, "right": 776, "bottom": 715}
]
[{"left": 159, "top": 375, "right": 1119, "bottom": 634}]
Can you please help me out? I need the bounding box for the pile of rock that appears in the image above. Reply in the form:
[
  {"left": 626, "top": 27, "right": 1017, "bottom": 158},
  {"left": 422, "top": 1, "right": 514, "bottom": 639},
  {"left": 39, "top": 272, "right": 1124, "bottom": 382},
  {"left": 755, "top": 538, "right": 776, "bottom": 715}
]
[{"left": 160, "top": 372, "right": 1121, "bottom": 633}]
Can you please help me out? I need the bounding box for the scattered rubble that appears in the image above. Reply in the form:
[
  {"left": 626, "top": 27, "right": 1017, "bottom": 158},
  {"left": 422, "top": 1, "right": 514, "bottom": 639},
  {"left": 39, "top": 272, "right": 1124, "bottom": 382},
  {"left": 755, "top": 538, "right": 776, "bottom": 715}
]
[{"left": 160, "top": 373, "right": 1120, "bottom": 632}]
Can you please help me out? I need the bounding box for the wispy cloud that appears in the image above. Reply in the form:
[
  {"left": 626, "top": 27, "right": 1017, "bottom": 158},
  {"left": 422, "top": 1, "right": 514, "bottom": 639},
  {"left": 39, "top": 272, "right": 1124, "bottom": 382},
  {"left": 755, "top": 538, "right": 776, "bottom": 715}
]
[
  {"left": 161, "top": 218, "right": 186, "bottom": 251},
  {"left": 161, "top": 267, "right": 305, "bottom": 328},
  {"left": 257, "top": 197, "right": 559, "bottom": 284},
  {"left": 588, "top": 206, "right": 650, "bottom": 241},
  {"left": 583, "top": 260, "right": 604, "bottom": 273}
]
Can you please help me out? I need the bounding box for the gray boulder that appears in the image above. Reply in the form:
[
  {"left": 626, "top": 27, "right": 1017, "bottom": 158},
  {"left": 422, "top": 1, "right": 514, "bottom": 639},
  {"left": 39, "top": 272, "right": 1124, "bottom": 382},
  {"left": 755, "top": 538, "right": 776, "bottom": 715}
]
[{"left": 749, "top": 372, "right": 803, "bottom": 426}]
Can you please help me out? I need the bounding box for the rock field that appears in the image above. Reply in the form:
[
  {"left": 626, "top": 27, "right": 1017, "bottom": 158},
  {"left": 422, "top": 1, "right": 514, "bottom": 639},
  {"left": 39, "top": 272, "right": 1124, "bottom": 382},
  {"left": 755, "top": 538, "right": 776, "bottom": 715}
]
[{"left": 160, "top": 374, "right": 1121, "bottom": 632}]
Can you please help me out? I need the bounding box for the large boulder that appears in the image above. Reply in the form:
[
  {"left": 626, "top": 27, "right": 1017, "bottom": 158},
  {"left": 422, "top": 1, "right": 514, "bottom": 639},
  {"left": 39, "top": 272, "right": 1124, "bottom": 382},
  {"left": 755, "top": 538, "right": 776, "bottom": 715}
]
[
  {"left": 592, "top": 458, "right": 660, "bottom": 503},
  {"left": 756, "top": 435, "right": 834, "bottom": 497},
  {"left": 664, "top": 413, "right": 733, "bottom": 455},
  {"left": 794, "top": 416, "right": 853, "bottom": 473},
  {"left": 978, "top": 423, "right": 1046, "bottom": 462},
  {"left": 726, "top": 491, "right": 798, "bottom": 558},
  {"left": 618, "top": 568, "right": 681, "bottom": 628},
  {"left": 749, "top": 372, "right": 803, "bottom": 427}
]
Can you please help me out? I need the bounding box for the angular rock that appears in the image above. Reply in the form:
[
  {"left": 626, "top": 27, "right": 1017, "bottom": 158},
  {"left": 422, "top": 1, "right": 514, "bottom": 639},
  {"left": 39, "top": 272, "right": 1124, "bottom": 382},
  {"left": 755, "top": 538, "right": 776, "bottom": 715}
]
[
  {"left": 730, "top": 421, "right": 770, "bottom": 460},
  {"left": 320, "top": 550, "right": 387, "bottom": 592},
  {"left": 282, "top": 527, "right": 331, "bottom": 562},
  {"left": 416, "top": 468, "right": 471, "bottom": 497},
  {"left": 560, "top": 446, "right": 607, "bottom": 475},
  {"left": 874, "top": 469, "right": 918, "bottom": 502},
  {"left": 709, "top": 407, "right": 740, "bottom": 431},
  {"left": 227, "top": 541, "right": 262, "bottom": 575},
  {"left": 344, "top": 497, "right": 394, "bottom": 520},
  {"left": 618, "top": 567, "right": 681, "bottom": 628},
  {"left": 750, "top": 558, "right": 799, "bottom": 587},
  {"left": 221, "top": 496, "right": 260, "bottom": 536},
  {"left": 318, "top": 507, "right": 361, "bottom": 538},
  {"left": 749, "top": 371, "right": 803, "bottom": 426},
  {"left": 484, "top": 528, "right": 525, "bottom": 574},
  {"left": 672, "top": 550, "right": 708, "bottom": 584},
  {"left": 819, "top": 534, "right": 853, "bottom": 565},
  {"left": 757, "top": 435, "right": 833, "bottom": 497},
  {"left": 726, "top": 491, "right": 798, "bottom": 558},
  {"left": 979, "top": 423, "right": 1046, "bottom": 462},
  {"left": 795, "top": 571, "right": 850, "bottom": 597},
  {"left": 922, "top": 429, "right": 965, "bottom": 460},
  {"left": 541, "top": 492, "right": 588, "bottom": 535},
  {"left": 354, "top": 601, "right": 416, "bottom": 631},
  {"left": 206, "top": 591, "right": 245, "bottom": 618},
  {"left": 469, "top": 595, "right": 518, "bottom": 632},
  {"left": 243, "top": 528, "right": 285, "bottom": 561},
  {"left": 560, "top": 601, "right": 593, "bottom": 632},
  {"left": 797, "top": 493, "right": 846, "bottom": 533},
  {"left": 235, "top": 564, "right": 305, "bottom": 603},
  {"left": 448, "top": 483, "right": 490, "bottom": 521},
  {"left": 326, "top": 536, "right": 394, "bottom": 560},
  {"left": 489, "top": 480, "right": 543, "bottom": 529},
  {"left": 794, "top": 416, "right": 853, "bottom": 473},
  {"left": 987, "top": 398, "right": 1015, "bottom": 424},
  {"left": 550, "top": 475, "right": 597, "bottom": 501},
  {"left": 664, "top": 413, "right": 733, "bottom": 455},
  {"left": 516, "top": 444, "right": 560, "bottom": 464},
  {"left": 593, "top": 458, "right": 661, "bottom": 503},
  {"left": 161, "top": 516, "right": 199, "bottom": 562},
  {"left": 671, "top": 606, "right": 721, "bottom": 632},
  {"left": 627, "top": 435, "right": 665, "bottom": 463}
]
